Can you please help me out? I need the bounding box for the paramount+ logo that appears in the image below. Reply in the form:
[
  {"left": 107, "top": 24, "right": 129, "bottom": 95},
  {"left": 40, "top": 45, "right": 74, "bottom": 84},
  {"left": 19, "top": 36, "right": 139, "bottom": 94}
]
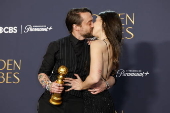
[{"left": 0, "top": 26, "right": 17, "bottom": 34}]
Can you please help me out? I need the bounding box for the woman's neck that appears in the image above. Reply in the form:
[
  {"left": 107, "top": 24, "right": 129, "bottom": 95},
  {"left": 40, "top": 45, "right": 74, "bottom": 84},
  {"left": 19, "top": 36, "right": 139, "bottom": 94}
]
[{"left": 97, "top": 31, "right": 107, "bottom": 40}]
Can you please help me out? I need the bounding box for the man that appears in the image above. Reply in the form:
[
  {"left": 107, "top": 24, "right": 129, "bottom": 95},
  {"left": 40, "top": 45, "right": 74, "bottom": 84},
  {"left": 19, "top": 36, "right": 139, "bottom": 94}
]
[{"left": 37, "top": 8, "right": 115, "bottom": 113}]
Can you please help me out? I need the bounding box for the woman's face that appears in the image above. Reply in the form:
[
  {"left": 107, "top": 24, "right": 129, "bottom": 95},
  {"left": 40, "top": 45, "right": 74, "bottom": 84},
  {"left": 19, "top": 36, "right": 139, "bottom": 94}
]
[{"left": 92, "top": 16, "right": 103, "bottom": 37}]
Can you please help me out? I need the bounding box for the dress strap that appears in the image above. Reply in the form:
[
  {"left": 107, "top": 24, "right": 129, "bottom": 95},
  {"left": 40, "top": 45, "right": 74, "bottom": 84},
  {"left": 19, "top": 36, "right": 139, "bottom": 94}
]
[{"left": 101, "top": 38, "right": 110, "bottom": 81}]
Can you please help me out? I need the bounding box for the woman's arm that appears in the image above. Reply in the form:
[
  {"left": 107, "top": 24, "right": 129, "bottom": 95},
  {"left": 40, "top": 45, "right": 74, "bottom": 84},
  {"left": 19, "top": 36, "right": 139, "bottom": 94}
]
[
  {"left": 80, "top": 40, "right": 103, "bottom": 89},
  {"left": 64, "top": 40, "right": 103, "bottom": 91},
  {"left": 88, "top": 76, "right": 115, "bottom": 94},
  {"left": 106, "top": 76, "right": 115, "bottom": 88}
]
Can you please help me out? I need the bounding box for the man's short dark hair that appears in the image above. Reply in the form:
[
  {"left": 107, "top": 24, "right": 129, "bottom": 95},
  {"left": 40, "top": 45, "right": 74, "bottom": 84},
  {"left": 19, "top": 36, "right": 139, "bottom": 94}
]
[{"left": 65, "top": 8, "right": 92, "bottom": 33}]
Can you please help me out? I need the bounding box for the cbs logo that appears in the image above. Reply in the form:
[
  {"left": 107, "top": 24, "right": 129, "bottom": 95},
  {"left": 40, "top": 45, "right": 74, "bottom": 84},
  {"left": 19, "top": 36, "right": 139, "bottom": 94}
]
[{"left": 0, "top": 27, "right": 17, "bottom": 34}]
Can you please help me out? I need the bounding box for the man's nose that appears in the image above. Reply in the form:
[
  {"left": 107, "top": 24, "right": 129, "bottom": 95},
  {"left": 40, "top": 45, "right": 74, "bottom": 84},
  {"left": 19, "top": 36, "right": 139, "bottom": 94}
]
[{"left": 91, "top": 22, "right": 94, "bottom": 28}]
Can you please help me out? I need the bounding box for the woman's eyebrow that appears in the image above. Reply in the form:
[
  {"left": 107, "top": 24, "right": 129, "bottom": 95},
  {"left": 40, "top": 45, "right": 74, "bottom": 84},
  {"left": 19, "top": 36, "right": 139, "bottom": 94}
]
[{"left": 93, "top": 14, "right": 99, "bottom": 17}]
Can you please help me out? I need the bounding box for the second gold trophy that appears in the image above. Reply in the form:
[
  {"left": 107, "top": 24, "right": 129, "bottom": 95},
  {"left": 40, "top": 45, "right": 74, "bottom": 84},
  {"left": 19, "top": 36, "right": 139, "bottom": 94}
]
[{"left": 49, "top": 65, "right": 68, "bottom": 105}]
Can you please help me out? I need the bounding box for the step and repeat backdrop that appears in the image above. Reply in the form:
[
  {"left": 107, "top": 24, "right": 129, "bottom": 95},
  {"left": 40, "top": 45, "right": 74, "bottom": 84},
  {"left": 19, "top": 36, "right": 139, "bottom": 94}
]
[{"left": 0, "top": 0, "right": 169, "bottom": 113}]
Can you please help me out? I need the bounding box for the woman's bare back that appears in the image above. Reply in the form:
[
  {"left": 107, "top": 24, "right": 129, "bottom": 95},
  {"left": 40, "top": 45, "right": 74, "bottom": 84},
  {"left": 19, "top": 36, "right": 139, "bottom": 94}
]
[
  {"left": 90, "top": 39, "right": 114, "bottom": 81},
  {"left": 101, "top": 39, "right": 114, "bottom": 80}
]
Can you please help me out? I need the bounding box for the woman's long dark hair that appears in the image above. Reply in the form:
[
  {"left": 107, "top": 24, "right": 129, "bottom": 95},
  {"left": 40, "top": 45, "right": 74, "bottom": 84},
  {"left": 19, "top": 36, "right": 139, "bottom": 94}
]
[{"left": 99, "top": 11, "right": 122, "bottom": 72}]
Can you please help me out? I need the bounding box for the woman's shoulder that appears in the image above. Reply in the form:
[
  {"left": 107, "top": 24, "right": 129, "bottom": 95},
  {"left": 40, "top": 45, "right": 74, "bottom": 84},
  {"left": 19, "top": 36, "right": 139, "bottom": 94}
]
[{"left": 90, "top": 40, "right": 106, "bottom": 49}]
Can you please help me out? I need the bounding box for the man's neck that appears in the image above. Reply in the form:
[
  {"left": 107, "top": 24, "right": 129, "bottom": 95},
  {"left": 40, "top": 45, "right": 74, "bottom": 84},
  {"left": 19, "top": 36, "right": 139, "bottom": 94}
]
[{"left": 72, "top": 32, "right": 85, "bottom": 40}]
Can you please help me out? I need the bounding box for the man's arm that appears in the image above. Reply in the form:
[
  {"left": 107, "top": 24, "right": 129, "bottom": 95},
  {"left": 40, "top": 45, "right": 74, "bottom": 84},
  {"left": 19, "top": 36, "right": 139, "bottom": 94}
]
[
  {"left": 38, "top": 73, "right": 63, "bottom": 93},
  {"left": 38, "top": 41, "right": 64, "bottom": 93}
]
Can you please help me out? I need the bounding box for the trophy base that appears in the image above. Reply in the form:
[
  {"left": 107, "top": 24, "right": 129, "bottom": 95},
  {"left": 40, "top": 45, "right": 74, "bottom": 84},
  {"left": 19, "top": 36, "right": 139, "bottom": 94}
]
[{"left": 50, "top": 99, "right": 62, "bottom": 105}]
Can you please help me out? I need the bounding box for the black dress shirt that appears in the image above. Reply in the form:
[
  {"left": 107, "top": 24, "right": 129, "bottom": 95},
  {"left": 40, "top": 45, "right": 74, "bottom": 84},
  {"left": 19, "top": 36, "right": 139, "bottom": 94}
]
[{"left": 38, "top": 34, "right": 90, "bottom": 97}]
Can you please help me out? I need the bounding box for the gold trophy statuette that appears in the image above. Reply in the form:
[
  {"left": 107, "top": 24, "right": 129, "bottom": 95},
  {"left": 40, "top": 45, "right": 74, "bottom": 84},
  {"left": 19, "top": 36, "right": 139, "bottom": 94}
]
[{"left": 50, "top": 65, "right": 68, "bottom": 105}]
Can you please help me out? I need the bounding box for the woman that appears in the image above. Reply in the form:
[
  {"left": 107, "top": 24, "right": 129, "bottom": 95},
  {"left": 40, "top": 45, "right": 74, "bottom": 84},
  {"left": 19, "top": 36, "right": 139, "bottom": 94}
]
[{"left": 64, "top": 11, "right": 122, "bottom": 113}]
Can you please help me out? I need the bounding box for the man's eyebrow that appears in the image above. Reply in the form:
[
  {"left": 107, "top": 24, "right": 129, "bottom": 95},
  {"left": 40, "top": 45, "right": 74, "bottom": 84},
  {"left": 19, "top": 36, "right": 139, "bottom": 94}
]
[{"left": 87, "top": 19, "right": 93, "bottom": 23}]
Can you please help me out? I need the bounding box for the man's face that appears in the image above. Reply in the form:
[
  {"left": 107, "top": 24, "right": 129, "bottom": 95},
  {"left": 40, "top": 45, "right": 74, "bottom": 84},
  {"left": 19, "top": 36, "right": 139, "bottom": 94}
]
[{"left": 79, "top": 12, "right": 94, "bottom": 38}]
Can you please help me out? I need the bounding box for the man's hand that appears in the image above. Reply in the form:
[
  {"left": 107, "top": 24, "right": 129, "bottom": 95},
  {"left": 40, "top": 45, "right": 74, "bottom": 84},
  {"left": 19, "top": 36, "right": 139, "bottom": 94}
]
[
  {"left": 88, "top": 79, "right": 106, "bottom": 94},
  {"left": 38, "top": 73, "right": 64, "bottom": 94},
  {"left": 50, "top": 82, "right": 64, "bottom": 94}
]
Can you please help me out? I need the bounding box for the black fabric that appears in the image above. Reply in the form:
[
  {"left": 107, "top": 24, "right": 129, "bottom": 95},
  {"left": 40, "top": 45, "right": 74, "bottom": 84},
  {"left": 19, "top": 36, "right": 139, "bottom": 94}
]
[
  {"left": 83, "top": 90, "right": 114, "bottom": 113},
  {"left": 37, "top": 35, "right": 90, "bottom": 113},
  {"left": 38, "top": 34, "right": 90, "bottom": 97},
  {"left": 38, "top": 91, "right": 84, "bottom": 113}
]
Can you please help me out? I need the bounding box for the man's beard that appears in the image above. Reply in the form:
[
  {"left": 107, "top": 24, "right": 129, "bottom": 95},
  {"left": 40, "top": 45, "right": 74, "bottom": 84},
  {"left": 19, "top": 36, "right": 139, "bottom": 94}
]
[
  {"left": 82, "top": 32, "right": 94, "bottom": 38},
  {"left": 82, "top": 29, "right": 94, "bottom": 38}
]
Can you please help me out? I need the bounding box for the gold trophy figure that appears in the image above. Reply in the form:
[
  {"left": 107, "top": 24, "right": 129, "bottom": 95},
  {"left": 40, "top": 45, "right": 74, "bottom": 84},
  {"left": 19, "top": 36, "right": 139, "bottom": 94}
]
[{"left": 50, "top": 65, "right": 68, "bottom": 105}]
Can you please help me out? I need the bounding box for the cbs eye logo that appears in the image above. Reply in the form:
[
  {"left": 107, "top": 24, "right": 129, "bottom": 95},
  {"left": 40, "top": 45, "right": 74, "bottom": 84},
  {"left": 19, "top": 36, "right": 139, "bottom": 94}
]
[{"left": 0, "top": 27, "right": 17, "bottom": 34}]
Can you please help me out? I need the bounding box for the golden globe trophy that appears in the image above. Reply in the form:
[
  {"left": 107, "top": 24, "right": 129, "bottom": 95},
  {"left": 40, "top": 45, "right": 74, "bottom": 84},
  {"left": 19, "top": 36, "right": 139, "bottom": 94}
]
[{"left": 49, "top": 65, "right": 68, "bottom": 105}]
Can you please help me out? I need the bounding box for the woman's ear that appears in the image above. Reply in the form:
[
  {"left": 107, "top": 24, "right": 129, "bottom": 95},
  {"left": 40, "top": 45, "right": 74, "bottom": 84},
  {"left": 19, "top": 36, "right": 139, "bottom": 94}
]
[
  {"left": 101, "top": 22, "right": 106, "bottom": 32},
  {"left": 103, "top": 22, "right": 106, "bottom": 28}
]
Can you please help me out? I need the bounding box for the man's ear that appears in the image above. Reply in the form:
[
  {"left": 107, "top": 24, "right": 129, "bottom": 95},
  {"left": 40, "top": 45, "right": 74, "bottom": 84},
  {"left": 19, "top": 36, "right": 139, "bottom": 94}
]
[{"left": 73, "top": 24, "right": 80, "bottom": 31}]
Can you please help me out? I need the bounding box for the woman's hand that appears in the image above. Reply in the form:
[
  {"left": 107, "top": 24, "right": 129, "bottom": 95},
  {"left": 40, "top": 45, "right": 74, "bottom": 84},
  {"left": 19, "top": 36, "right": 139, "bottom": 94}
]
[
  {"left": 64, "top": 74, "right": 83, "bottom": 91},
  {"left": 87, "top": 41, "right": 92, "bottom": 45},
  {"left": 88, "top": 80, "right": 106, "bottom": 94}
]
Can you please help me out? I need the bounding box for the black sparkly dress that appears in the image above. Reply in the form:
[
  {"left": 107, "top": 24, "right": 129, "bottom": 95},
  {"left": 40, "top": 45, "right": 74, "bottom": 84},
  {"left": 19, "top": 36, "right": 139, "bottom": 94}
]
[
  {"left": 83, "top": 39, "right": 114, "bottom": 113},
  {"left": 83, "top": 90, "right": 114, "bottom": 113}
]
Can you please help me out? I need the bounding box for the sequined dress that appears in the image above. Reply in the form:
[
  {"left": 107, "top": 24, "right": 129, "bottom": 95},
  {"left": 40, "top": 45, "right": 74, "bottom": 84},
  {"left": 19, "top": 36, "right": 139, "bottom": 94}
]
[{"left": 83, "top": 89, "right": 114, "bottom": 113}]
